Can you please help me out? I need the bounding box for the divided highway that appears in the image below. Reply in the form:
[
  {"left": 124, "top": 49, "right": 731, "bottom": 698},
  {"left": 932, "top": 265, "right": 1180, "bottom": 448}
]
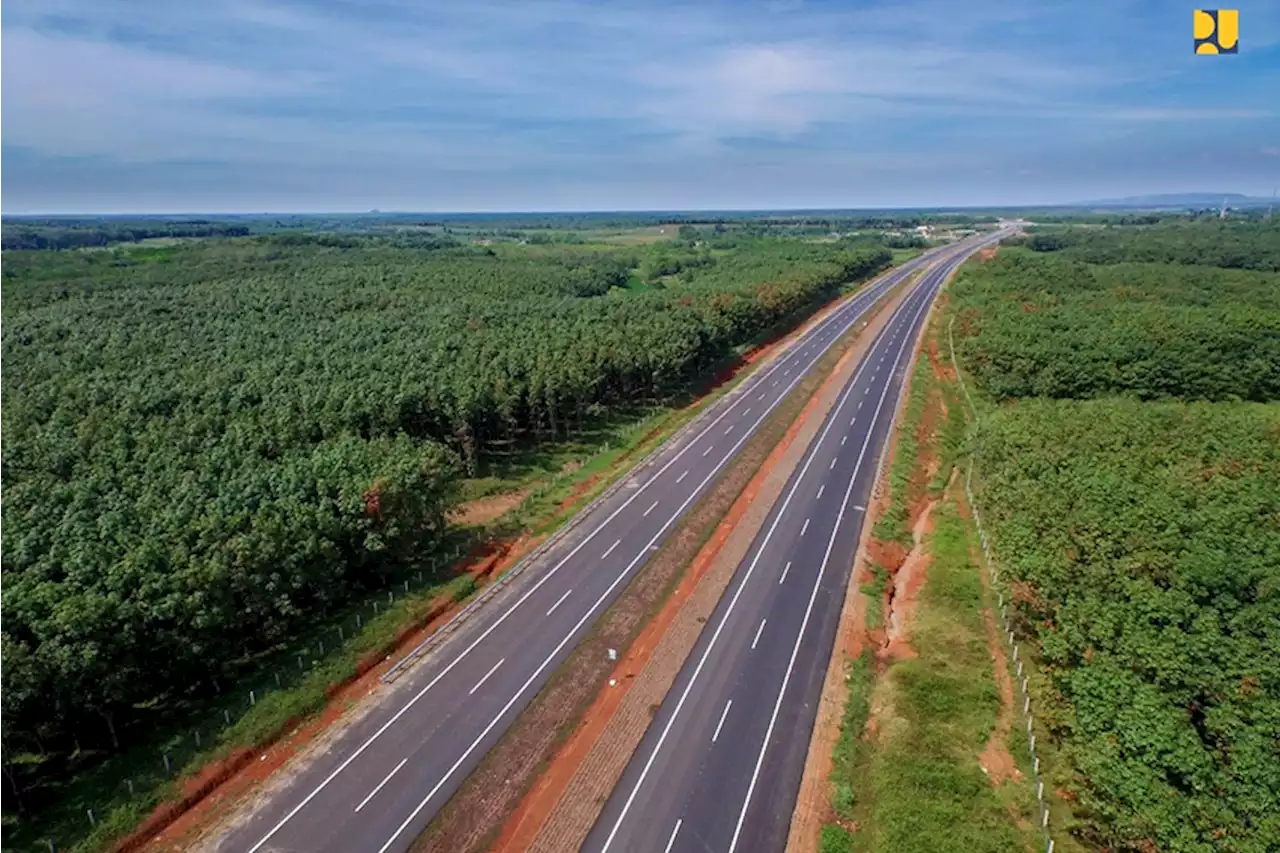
[
  {"left": 224, "top": 239, "right": 987, "bottom": 853},
  {"left": 584, "top": 234, "right": 1005, "bottom": 853}
]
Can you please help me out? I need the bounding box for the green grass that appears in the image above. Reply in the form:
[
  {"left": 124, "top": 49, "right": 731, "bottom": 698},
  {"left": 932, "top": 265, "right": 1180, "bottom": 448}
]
[
  {"left": 873, "top": 356, "right": 932, "bottom": 545},
  {"left": 824, "top": 500, "right": 1040, "bottom": 853}
]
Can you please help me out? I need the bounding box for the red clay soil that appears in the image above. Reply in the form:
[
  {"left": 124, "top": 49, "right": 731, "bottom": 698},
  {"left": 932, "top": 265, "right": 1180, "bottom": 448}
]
[
  {"left": 978, "top": 247, "right": 999, "bottom": 262},
  {"left": 881, "top": 499, "right": 939, "bottom": 662},
  {"left": 449, "top": 489, "right": 534, "bottom": 526},
  {"left": 491, "top": 344, "right": 865, "bottom": 853},
  {"left": 134, "top": 535, "right": 538, "bottom": 853}
]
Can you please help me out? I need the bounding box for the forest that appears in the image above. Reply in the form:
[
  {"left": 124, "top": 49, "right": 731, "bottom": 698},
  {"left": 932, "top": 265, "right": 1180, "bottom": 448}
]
[
  {"left": 949, "top": 221, "right": 1280, "bottom": 852},
  {"left": 0, "top": 233, "right": 891, "bottom": 805}
]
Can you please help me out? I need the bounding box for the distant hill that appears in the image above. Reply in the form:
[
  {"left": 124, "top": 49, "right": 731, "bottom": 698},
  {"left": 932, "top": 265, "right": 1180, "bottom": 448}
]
[{"left": 1079, "top": 192, "right": 1274, "bottom": 209}]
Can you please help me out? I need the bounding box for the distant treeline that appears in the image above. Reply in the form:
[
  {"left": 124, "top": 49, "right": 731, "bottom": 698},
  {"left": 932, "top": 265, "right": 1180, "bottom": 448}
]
[
  {"left": 2, "top": 219, "right": 253, "bottom": 251},
  {"left": 1013, "top": 219, "right": 1280, "bottom": 270}
]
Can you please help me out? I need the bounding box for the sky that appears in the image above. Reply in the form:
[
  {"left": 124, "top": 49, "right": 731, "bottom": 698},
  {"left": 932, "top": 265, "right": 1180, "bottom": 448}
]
[{"left": 3, "top": 0, "right": 1279, "bottom": 213}]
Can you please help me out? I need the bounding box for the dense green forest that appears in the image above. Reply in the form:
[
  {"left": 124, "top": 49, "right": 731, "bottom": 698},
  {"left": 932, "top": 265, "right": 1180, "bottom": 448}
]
[
  {"left": 0, "top": 234, "right": 890, "bottom": 802},
  {"left": 949, "top": 221, "right": 1280, "bottom": 852},
  {"left": 1016, "top": 219, "right": 1280, "bottom": 271},
  {"left": 0, "top": 219, "right": 253, "bottom": 251}
]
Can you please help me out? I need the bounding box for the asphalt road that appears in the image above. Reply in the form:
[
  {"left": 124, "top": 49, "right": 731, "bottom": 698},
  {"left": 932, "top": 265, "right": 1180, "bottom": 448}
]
[
  {"left": 223, "top": 239, "right": 988, "bottom": 853},
  {"left": 583, "top": 235, "right": 1005, "bottom": 853}
]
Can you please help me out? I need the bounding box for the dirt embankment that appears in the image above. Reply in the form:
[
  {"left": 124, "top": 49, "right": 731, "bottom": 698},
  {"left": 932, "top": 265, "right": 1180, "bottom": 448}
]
[{"left": 486, "top": 277, "right": 919, "bottom": 853}]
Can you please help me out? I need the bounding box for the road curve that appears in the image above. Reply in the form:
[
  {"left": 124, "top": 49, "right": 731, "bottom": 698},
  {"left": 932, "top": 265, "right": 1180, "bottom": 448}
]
[
  {"left": 583, "top": 233, "right": 1004, "bottom": 853},
  {"left": 221, "top": 240, "right": 978, "bottom": 853}
]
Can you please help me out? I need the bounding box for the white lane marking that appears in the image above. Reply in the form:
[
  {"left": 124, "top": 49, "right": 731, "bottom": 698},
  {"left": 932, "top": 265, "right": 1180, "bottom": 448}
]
[
  {"left": 758, "top": 392, "right": 766, "bottom": 401},
  {"left": 644, "top": 500, "right": 660, "bottom": 517},
  {"left": 602, "top": 538, "right": 622, "bottom": 559},
  {"left": 702, "top": 445, "right": 713, "bottom": 457},
  {"left": 468, "top": 658, "right": 505, "bottom": 696},
  {"left": 816, "top": 485, "right": 825, "bottom": 500},
  {"left": 864, "top": 386, "right": 871, "bottom": 395},
  {"left": 247, "top": 249, "right": 953, "bottom": 853},
  {"left": 599, "top": 251, "right": 957, "bottom": 853},
  {"left": 830, "top": 457, "right": 838, "bottom": 470},
  {"left": 727, "top": 244, "right": 952, "bottom": 853},
  {"left": 853, "top": 505, "right": 867, "bottom": 512},
  {"left": 841, "top": 435, "right": 847, "bottom": 446},
  {"left": 849, "top": 416, "right": 856, "bottom": 426},
  {"left": 779, "top": 561, "right": 791, "bottom": 584},
  {"left": 676, "top": 469, "right": 689, "bottom": 484},
  {"left": 354, "top": 758, "right": 408, "bottom": 813},
  {"left": 858, "top": 400, "right": 863, "bottom": 411},
  {"left": 712, "top": 699, "right": 733, "bottom": 743},
  {"left": 800, "top": 518, "right": 811, "bottom": 537},
  {"left": 546, "top": 589, "right": 572, "bottom": 617},
  {"left": 743, "top": 407, "right": 751, "bottom": 417},
  {"left": 664, "top": 820, "right": 683, "bottom": 853},
  {"left": 751, "top": 619, "right": 767, "bottom": 650},
  {"left": 724, "top": 425, "right": 734, "bottom": 435}
]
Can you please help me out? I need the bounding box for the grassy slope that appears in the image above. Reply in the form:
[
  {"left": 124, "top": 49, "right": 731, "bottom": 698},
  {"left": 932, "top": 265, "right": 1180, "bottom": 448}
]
[{"left": 825, "top": 502, "right": 1039, "bottom": 853}]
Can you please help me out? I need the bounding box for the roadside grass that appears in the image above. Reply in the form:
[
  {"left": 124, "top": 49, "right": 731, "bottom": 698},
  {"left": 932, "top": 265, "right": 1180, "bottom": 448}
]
[
  {"left": 872, "top": 356, "right": 932, "bottom": 545},
  {"left": 9, "top": 262, "right": 901, "bottom": 853},
  {"left": 826, "top": 502, "right": 1039, "bottom": 853}
]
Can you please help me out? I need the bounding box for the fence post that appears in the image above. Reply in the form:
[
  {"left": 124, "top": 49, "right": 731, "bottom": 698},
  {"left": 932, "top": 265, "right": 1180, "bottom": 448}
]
[
  {"left": 275, "top": 672, "right": 282, "bottom": 687},
  {"left": 224, "top": 709, "right": 231, "bottom": 725},
  {"left": 126, "top": 778, "right": 135, "bottom": 795},
  {"left": 163, "top": 752, "right": 171, "bottom": 775},
  {"left": 249, "top": 690, "right": 256, "bottom": 706},
  {"left": 194, "top": 729, "right": 201, "bottom": 748},
  {"left": 87, "top": 809, "right": 96, "bottom": 827}
]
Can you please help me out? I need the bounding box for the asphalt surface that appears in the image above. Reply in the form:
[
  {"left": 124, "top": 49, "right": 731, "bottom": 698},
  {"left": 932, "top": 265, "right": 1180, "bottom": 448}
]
[
  {"left": 583, "top": 234, "right": 1006, "bottom": 853},
  {"left": 223, "top": 239, "right": 985, "bottom": 853}
]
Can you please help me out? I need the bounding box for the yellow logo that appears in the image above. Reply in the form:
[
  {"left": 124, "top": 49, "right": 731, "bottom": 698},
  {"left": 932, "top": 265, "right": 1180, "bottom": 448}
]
[{"left": 1195, "top": 9, "right": 1239, "bottom": 54}]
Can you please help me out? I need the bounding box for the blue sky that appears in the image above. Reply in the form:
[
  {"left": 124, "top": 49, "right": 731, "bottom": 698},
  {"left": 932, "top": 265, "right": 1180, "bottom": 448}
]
[{"left": 3, "top": 0, "right": 1279, "bottom": 213}]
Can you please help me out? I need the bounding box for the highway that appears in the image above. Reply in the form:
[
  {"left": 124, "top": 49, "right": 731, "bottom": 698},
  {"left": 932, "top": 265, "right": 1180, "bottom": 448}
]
[
  {"left": 222, "top": 238, "right": 987, "bottom": 853},
  {"left": 583, "top": 235, "right": 1003, "bottom": 853}
]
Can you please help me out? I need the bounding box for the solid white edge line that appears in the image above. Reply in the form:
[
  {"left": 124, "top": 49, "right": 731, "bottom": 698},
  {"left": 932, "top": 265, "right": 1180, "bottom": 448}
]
[
  {"left": 594, "top": 268, "right": 928, "bottom": 853},
  {"left": 244, "top": 248, "right": 947, "bottom": 853},
  {"left": 726, "top": 249, "right": 962, "bottom": 853},
  {"left": 545, "top": 588, "right": 572, "bottom": 617},
  {"left": 712, "top": 699, "right": 733, "bottom": 743},
  {"left": 468, "top": 658, "right": 505, "bottom": 696},
  {"left": 751, "top": 619, "right": 767, "bottom": 650},
  {"left": 353, "top": 758, "right": 409, "bottom": 814},
  {"left": 664, "top": 819, "right": 683, "bottom": 853}
]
